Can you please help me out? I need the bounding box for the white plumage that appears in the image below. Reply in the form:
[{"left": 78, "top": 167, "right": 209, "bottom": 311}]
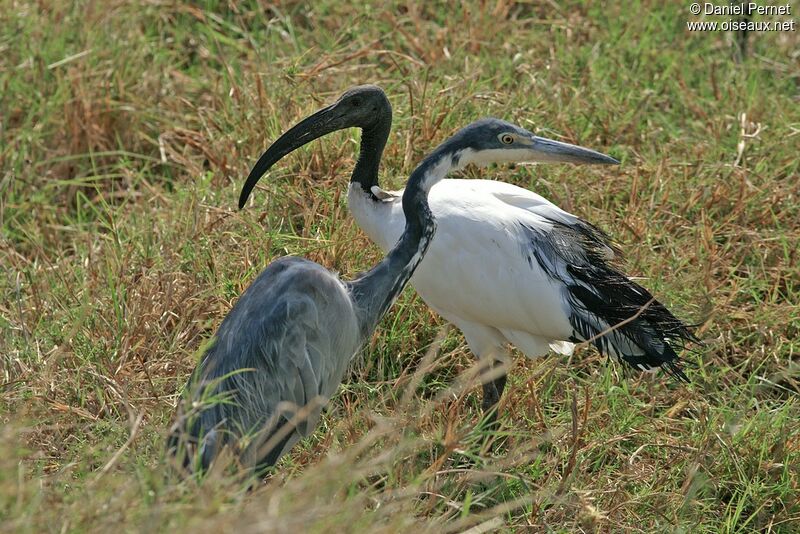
[{"left": 350, "top": 179, "right": 589, "bottom": 361}]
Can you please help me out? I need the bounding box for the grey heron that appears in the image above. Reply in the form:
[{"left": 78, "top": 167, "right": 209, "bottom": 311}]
[
  {"left": 239, "top": 86, "right": 698, "bottom": 426},
  {"left": 168, "top": 117, "right": 611, "bottom": 474}
]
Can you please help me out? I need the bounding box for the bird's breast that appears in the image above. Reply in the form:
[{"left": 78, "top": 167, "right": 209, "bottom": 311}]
[{"left": 347, "top": 183, "right": 405, "bottom": 250}]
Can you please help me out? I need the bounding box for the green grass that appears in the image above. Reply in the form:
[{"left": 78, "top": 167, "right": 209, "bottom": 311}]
[{"left": 2, "top": 0, "right": 799, "bottom": 531}]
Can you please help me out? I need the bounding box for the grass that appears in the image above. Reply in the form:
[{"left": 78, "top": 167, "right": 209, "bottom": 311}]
[{"left": 1, "top": 0, "right": 799, "bottom": 531}]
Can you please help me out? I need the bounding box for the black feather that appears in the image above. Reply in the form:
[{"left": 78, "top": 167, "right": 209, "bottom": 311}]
[{"left": 519, "top": 220, "right": 699, "bottom": 382}]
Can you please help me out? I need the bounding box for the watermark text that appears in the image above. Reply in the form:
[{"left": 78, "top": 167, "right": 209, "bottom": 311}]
[{"left": 687, "top": 3, "right": 796, "bottom": 32}]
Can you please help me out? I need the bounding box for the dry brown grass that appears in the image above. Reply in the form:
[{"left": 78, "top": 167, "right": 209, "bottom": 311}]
[{"left": 2, "top": 1, "right": 799, "bottom": 531}]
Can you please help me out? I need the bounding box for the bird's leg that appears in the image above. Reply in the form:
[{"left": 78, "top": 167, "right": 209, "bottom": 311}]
[
  {"left": 480, "top": 360, "right": 508, "bottom": 429},
  {"left": 473, "top": 357, "right": 510, "bottom": 457},
  {"left": 460, "top": 328, "right": 510, "bottom": 453}
]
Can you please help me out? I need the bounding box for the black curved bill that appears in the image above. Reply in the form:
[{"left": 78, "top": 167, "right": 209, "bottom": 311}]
[{"left": 239, "top": 103, "right": 344, "bottom": 209}]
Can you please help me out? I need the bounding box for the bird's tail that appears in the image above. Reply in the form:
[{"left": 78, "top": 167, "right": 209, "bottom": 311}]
[{"left": 564, "top": 262, "right": 699, "bottom": 382}]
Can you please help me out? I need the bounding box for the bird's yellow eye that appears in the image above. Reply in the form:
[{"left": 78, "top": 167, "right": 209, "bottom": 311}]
[{"left": 500, "top": 133, "right": 514, "bottom": 144}]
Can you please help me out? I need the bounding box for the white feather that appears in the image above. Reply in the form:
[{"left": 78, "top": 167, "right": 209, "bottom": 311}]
[{"left": 348, "top": 179, "right": 583, "bottom": 361}]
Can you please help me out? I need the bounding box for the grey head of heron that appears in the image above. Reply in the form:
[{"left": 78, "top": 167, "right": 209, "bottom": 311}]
[
  {"left": 427, "top": 118, "right": 620, "bottom": 171},
  {"left": 449, "top": 118, "right": 620, "bottom": 167},
  {"left": 239, "top": 85, "right": 391, "bottom": 208}
]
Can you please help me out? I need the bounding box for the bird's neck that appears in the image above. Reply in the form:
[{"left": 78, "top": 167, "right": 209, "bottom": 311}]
[
  {"left": 401, "top": 150, "right": 462, "bottom": 233},
  {"left": 351, "top": 119, "right": 390, "bottom": 199},
  {"left": 347, "top": 150, "right": 463, "bottom": 336}
]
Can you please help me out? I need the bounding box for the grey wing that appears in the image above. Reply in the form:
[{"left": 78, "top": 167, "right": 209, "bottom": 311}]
[
  {"left": 227, "top": 300, "right": 342, "bottom": 468},
  {"left": 176, "top": 257, "right": 361, "bottom": 469},
  {"left": 239, "top": 295, "right": 354, "bottom": 438}
]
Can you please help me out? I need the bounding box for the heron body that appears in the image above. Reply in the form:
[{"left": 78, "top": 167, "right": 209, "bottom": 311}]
[
  {"left": 175, "top": 257, "right": 362, "bottom": 470},
  {"left": 171, "top": 116, "right": 578, "bottom": 474},
  {"left": 240, "top": 86, "right": 697, "bottom": 423}
]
